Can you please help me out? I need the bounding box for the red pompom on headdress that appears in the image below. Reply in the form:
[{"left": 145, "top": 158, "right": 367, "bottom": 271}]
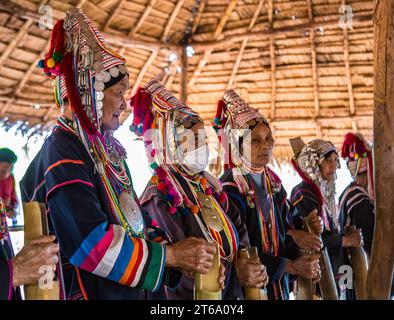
[
  {"left": 37, "top": 19, "right": 65, "bottom": 78},
  {"left": 341, "top": 132, "right": 371, "bottom": 160},
  {"left": 129, "top": 87, "right": 153, "bottom": 137}
]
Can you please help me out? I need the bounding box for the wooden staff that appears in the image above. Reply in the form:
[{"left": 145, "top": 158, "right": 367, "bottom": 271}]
[
  {"left": 346, "top": 226, "right": 368, "bottom": 299},
  {"left": 23, "top": 202, "right": 59, "bottom": 300},
  {"left": 194, "top": 243, "right": 222, "bottom": 300},
  {"left": 296, "top": 217, "right": 317, "bottom": 300},
  {"left": 239, "top": 247, "right": 267, "bottom": 300}
]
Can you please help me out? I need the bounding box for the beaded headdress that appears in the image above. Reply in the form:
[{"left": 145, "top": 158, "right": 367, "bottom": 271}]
[
  {"left": 291, "top": 137, "right": 339, "bottom": 231},
  {"left": 37, "top": 8, "right": 128, "bottom": 173},
  {"left": 213, "top": 90, "right": 281, "bottom": 197},
  {"left": 213, "top": 90, "right": 271, "bottom": 172},
  {"left": 131, "top": 80, "right": 225, "bottom": 214}
]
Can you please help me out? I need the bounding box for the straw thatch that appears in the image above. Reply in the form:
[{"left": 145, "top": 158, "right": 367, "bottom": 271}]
[{"left": 0, "top": 0, "right": 374, "bottom": 160}]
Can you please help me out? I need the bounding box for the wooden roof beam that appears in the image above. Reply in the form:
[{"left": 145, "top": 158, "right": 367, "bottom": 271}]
[
  {"left": 128, "top": 0, "right": 158, "bottom": 37},
  {"left": 161, "top": 0, "right": 185, "bottom": 42},
  {"left": 191, "top": 0, "right": 206, "bottom": 34},
  {"left": 342, "top": 0, "right": 356, "bottom": 116},
  {"left": 188, "top": 0, "right": 238, "bottom": 87},
  {"left": 266, "top": 0, "right": 276, "bottom": 120},
  {"left": 131, "top": 50, "right": 158, "bottom": 96},
  {"left": 307, "top": 0, "right": 320, "bottom": 117},
  {"left": 190, "top": 12, "right": 372, "bottom": 50},
  {"left": 103, "top": 0, "right": 127, "bottom": 31},
  {"left": 227, "top": 0, "right": 265, "bottom": 90},
  {"left": 213, "top": 0, "right": 238, "bottom": 39}
]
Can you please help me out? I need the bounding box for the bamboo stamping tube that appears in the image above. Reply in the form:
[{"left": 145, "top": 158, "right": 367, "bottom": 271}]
[
  {"left": 23, "top": 202, "right": 59, "bottom": 300},
  {"left": 350, "top": 246, "right": 368, "bottom": 300},
  {"left": 194, "top": 243, "right": 222, "bottom": 300},
  {"left": 346, "top": 226, "right": 368, "bottom": 300},
  {"left": 239, "top": 247, "right": 267, "bottom": 300},
  {"left": 23, "top": 202, "right": 44, "bottom": 241}
]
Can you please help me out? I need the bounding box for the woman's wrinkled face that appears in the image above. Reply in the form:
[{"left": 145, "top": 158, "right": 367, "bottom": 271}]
[
  {"left": 0, "top": 162, "right": 12, "bottom": 181},
  {"left": 319, "top": 152, "right": 338, "bottom": 181},
  {"left": 242, "top": 122, "right": 274, "bottom": 167},
  {"left": 101, "top": 76, "right": 129, "bottom": 131}
]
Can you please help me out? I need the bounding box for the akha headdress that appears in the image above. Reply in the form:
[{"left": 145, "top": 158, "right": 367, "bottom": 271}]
[
  {"left": 130, "top": 80, "right": 226, "bottom": 215},
  {"left": 37, "top": 9, "right": 146, "bottom": 239},
  {"left": 213, "top": 90, "right": 280, "bottom": 197},
  {"left": 341, "top": 132, "right": 374, "bottom": 200},
  {"left": 37, "top": 7, "right": 128, "bottom": 172},
  {"left": 290, "top": 137, "right": 339, "bottom": 231}
]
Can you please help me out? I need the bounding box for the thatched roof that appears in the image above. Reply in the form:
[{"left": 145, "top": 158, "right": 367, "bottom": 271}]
[{"left": 0, "top": 0, "right": 373, "bottom": 160}]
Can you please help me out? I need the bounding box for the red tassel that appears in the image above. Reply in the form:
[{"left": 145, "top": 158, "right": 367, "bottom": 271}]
[
  {"left": 216, "top": 99, "right": 226, "bottom": 119},
  {"left": 63, "top": 52, "right": 97, "bottom": 136},
  {"left": 130, "top": 87, "right": 152, "bottom": 134},
  {"left": 143, "top": 111, "right": 154, "bottom": 134},
  {"left": 53, "top": 19, "right": 65, "bottom": 55}
]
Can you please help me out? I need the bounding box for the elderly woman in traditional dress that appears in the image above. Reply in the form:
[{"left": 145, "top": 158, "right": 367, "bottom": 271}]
[
  {"left": 20, "top": 8, "right": 216, "bottom": 300},
  {"left": 215, "top": 90, "right": 322, "bottom": 300},
  {"left": 131, "top": 80, "right": 268, "bottom": 300}
]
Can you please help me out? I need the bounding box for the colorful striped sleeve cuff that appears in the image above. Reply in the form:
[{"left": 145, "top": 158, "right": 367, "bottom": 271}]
[{"left": 70, "top": 222, "right": 165, "bottom": 292}]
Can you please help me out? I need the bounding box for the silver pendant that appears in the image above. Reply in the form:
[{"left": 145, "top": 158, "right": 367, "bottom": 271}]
[
  {"left": 196, "top": 192, "right": 224, "bottom": 232},
  {"left": 119, "top": 192, "right": 144, "bottom": 235}
]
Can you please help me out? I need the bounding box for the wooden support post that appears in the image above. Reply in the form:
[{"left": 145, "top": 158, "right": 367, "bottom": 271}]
[
  {"left": 181, "top": 46, "right": 188, "bottom": 103},
  {"left": 366, "top": 0, "right": 394, "bottom": 300}
]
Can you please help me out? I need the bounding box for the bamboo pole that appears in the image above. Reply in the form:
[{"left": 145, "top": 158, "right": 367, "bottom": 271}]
[
  {"left": 365, "top": 0, "right": 394, "bottom": 300},
  {"left": 103, "top": 0, "right": 127, "bottom": 30},
  {"left": 190, "top": 13, "right": 372, "bottom": 50}
]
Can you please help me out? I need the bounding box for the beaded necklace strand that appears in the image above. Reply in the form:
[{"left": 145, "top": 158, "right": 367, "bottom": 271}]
[{"left": 56, "top": 116, "right": 145, "bottom": 239}]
